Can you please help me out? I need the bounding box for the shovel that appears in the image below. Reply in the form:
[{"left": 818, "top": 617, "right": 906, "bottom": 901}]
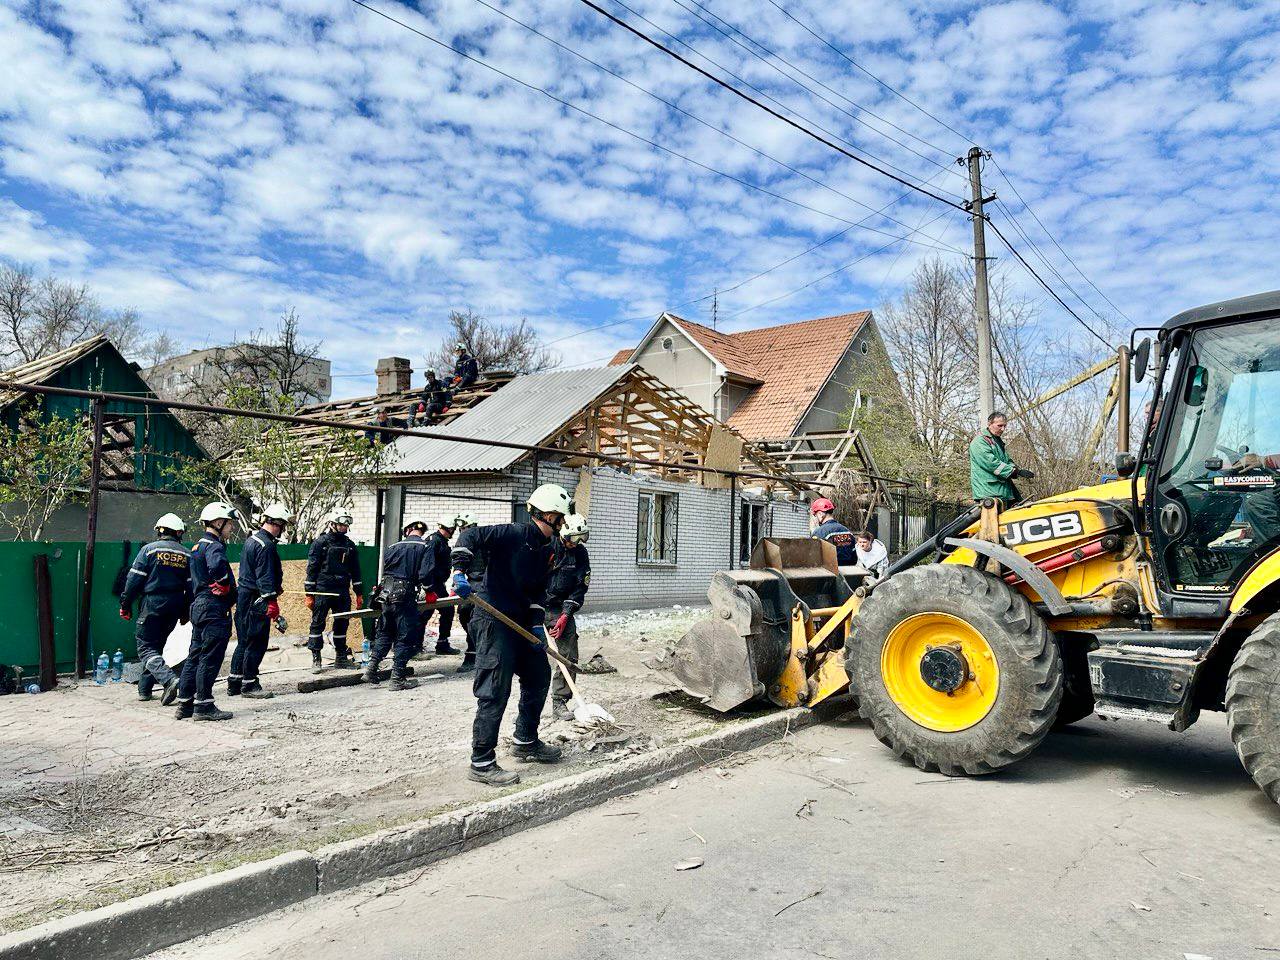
[{"left": 469, "top": 595, "right": 615, "bottom": 726}]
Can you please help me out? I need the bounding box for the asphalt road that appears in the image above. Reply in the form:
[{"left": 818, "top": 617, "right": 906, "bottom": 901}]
[{"left": 153, "top": 712, "right": 1280, "bottom": 960}]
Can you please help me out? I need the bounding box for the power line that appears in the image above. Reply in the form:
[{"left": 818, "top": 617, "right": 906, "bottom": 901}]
[
  {"left": 575, "top": 0, "right": 973, "bottom": 215},
  {"left": 760, "top": 0, "right": 973, "bottom": 149},
  {"left": 989, "top": 157, "right": 1132, "bottom": 324}
]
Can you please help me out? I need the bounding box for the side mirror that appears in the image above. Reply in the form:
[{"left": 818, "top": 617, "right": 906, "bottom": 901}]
[
  {"left": 1185, "top": 364, "right": 1209, "bottom": 407},
  {"left": 1115, "top": 452, "right": 1138, "bottom": 478},
  {"left": 1133, "top": 337, "right": 1151, "bottom": 383}
]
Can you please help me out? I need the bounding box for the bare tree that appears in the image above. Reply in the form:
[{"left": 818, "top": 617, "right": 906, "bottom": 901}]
[
  {"left": 425, "top": 308, "right": 558, "bottom": 376},
  {"left": 139, "top": 330, "right": 183, "bottom": 368}
]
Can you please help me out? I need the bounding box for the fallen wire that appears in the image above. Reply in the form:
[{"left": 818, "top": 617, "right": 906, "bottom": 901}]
[{"left": 775, "top": 889, "right": 823, "bottom": 917}]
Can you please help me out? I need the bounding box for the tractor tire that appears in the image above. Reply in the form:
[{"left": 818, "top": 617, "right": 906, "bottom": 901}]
[
  {"left": 847, "top": 563, "right": 1062, "bottom": 776},
  {"left": 1226, "top": 613, "right": 1280, "bottom": 805}
]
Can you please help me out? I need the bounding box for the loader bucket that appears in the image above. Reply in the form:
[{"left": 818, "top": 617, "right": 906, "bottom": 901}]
[{"left": 650, "top": 538, "right": 857, "bottom": 711}]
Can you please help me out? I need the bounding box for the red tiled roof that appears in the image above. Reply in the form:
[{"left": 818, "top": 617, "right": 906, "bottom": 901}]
[
  {"left": 607, "top": 348, "right": 633, "bottom": 366},
  {"left": 622, "top": 311, "right": 872, "bottom": 439}
]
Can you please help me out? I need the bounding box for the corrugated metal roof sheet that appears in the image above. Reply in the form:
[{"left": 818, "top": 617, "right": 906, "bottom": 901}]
[
  {"left": 387, "top": 365, "right": 632, "bottom": 475},
  {"left": 0, "top": 334, "right": 110, "bottom": 408}
]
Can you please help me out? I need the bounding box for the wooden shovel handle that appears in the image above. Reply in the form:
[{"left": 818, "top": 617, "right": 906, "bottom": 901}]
[{"left": 468, "top": 595, "right": 579, "bottom": 674}]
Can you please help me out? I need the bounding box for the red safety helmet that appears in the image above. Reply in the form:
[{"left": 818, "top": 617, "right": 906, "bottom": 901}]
[{"left": 810, "top": 497, "right": 836, "bottom": 515}]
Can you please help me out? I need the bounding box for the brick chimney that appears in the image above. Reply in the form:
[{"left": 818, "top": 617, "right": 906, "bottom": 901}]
[{"left": 375, "top": 357, "right": 411, "bottom": 395}]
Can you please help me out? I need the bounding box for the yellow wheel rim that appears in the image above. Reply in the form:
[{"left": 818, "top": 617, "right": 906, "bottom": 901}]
[{"left": 880, "top": 612, "right": 1000, "bottom": 732}]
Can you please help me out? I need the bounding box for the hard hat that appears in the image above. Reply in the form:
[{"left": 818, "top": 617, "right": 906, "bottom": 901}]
[
  {"left": 425, "top": 369, "right": 437, "bottom": 378},
  {"left": 199, "top": 502, "right": 238, "bottom": 523},
  {"left": 810, "top": 497, "right": 836, "bottom": 516},
  {"left": 328, "top": 509, "right": 354, "bottom": 526},
  {"left": 527, "top": 483, "right": 572, "bottom": 516},
  {"left": 455, "top": 342, "right": 467, "bottom": 351},
  {"left": 261, "top": 502, "right": 292, "bottom": 524},
  {"left": 456, "top": 511, "right": 479, "bottom": 528},
  {"left": 402, "top": 515, "right": 429, "bottom": 532},
  {"left": 562, "top": 513, "right": 589, "bottom": 542},
  {"left": 438, "top": 511, "right": 460, "bottom": 529},
  {"left": 155, "top": 513, "right": 186, "bottom": 533}
]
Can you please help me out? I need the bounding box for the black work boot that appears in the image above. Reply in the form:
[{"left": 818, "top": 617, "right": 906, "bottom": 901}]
[
  {"left": 138, "top": 675, "right": 155, "bottom": 701},
  {"left": 551, "top": 700, "right": 575, "bottom": 721},
  {"left": 511, "top": 740, "right": 563, "bottom": 764},
  {"left": 174, "top": 699, "right": 194, "bottom": 720},
  {"left": 456, "top": 653, "right": 475, "bottom": 674},
  {"left": 362, "top": 661, "right": 382, "bottom": 684},
  {"left": 193, "top": 703, "right": 233, "bottom": 721},
  {"left": 387, "top": 674, "right": 419, "bottom": 691},
  {"left": 311, "top": 650, "right": 325, "bottom": 674},
  {"left": 434, "top": 641, "right": 460, "bottom": 656},
  {"left": 226, "top": 676, "right": 242, "bottom": 697},
  {"left": 334, "top": 651, "right": 356, "bottom": 670},
  {"left": 468, "top": 763, "right": 520, "bottom": 787},
  {"left": 161, "top": 677, "right": 181, "bottom": 706},
  {"left": 240, "top": 681, "right": 274, "bottom": 699}
]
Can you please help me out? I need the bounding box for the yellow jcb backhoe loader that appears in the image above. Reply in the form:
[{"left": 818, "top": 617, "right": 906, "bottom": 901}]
[{"left": 656, "top": 291, "right": 1280, "bottom": 804}]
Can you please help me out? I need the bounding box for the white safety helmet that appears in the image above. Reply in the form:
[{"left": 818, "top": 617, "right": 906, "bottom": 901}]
[
  {"left": 455, "top": 342, "right": 467, "bottom": 352},
  {"left": 438, "top": 511, "right": 460, "bottom": 530},
  {"left": 456, "top": 511, "right": 479, "bottom": 529},
  {"left": 155, "top": 513, "right": 186, "bottom": 534},
  {"left": 261, "top": 502, "right": 292, "bottom": 525},
  {"left": 402, "top": 515, "right": 430, "bottom": 533},
  {"left": 199, "top": 501, "right": 238, "bottom": 524},
  {"left": 328, "top": 508, "right": 354, "bottom": 527},
  {"left": 527, "top": 483, "right": 572, "bottom": 517},
  {"left": 561, "top": 513, "right": 589, "bottom": 543}
]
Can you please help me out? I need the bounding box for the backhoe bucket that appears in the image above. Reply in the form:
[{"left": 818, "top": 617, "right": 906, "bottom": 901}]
[{"left": 651, "top": 538, "right": 857, "bottom": 711}]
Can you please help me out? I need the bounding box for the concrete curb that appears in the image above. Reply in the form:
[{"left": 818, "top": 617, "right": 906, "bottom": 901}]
[{"left": 1, "top": 699, "right": 850, "bottom": 960}]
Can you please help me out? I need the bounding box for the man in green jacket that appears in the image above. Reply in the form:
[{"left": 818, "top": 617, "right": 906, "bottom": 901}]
[{"left": 969, "top": 411, "right": 1033, "bottom": 506}]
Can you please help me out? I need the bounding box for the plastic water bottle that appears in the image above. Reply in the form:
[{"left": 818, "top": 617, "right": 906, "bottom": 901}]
[
  {"left": 111, "top": 649, "right": 124, "bottom": 682},
  {"left": 361, "top": 639, "right": 371, "bottom": 667},
  {"left": 25, "top": 683, "right": 40, "bottom": 695},
  {"left": 94, "top": 652, "right": 110, "bottom": 685}
]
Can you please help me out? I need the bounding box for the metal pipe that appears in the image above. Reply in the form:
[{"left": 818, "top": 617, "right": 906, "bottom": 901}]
[
  {"left": 1116, "top": 344, "right": 1130, "bottom": 453},
  {"left": 729, "top": 474, "right": 736, "bottom": 568},
  {"left": 76, "top": 399, "right": 104, "bottom": 679}
]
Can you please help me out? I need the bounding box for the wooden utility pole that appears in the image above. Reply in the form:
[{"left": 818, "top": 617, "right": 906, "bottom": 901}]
[{"left": 966, "top": 147, "right": 995, "bottom": 426}]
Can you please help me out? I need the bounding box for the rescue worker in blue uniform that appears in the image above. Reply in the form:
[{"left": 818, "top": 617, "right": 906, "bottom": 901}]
[
  {"left": 810, "top": 497, "right": 856, "bottom": 566},
  {"left": 304, "top": 509, "right": 363, "bottom": 672},
  {"left": 451, "top": 343, "right": 480, "bottom": 391},
  {"left": 422, "top": 512, "right": 461, "bottom": 656},
  {"left": 120, "top": 513, "right": 192, "bottom": 706},
  {"left": 176, "top": 502, "right": 239, "bottom": 721},
  {"left": 228, "top": 502, "right": 289, "bottom": 699},
  {"left": 451, "top": 483, "right": 570, "bottom": 787},
  {"left": 364, "top": 515, "right": 433, "bottom": 691},
  {"left": 407, "top": 371, "right": 453, "bottom": 426},
  {"left": 546, "top": 513, "right": 591, "bottom": 721},
  {"left": 453, "top": 512, "right": 482, "bottom": 673}
]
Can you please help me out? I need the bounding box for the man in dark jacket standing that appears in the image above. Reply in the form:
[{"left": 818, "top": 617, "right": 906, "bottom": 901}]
[
  {"left": 304, "top": 509, "right": 363, "bottom": 672},
  {"left": 365, "top": 515, "right": 434, "bottom": 691},
  {"left": 809, "top": 497, "right": 856, "bottom": 566},
  {"left": 453, "top": 511, "right": 482, "bottom": 674},
  {"left": 120, "top": 513, "right": 192, "bottom": 707},
  {"left": 451, "top": 483, "right": 570, "bottom": 786},
  {"left": 228, "top": 502, "right": 289, "bottom": 699},
  {"left": 176, "top": 502, "right": 239, "bottom": 721},
  {"left": 422, "top": 512, "right": 461, "bottom": 656},
  {"left": 546, "top": 513, "right": 591, "bottom": 721}
]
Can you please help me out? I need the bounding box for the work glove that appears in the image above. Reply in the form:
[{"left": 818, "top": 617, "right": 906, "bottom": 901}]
[
  {"left": 423, "top": 591, "right": 438, "bottom": 605},
  {"left": 119, "top": 605, "right": 132, "bottom": 622},
  {"left": 210, "top": 581, "right": 230, "bottom": 597},
  {"left": 529, "top": 623, "right": 547, "bottom": 648},
  {"left": 550, "top": 612, "right": 570, "bottom": 640},
  {"left": 354, "top": 594, "right": 363, "bottom": 608},
  {"left": 266, "top": 600, "right": 281, "bottom": 621},
  {"left": 1014, "top": 468, "right": 1036, "bottom": 479},
  {"left": 304, "top": 595, "right": 315, "bottom": 610},
  {"left": 451, "top": 572, "right": 472, "bottom": 598}
]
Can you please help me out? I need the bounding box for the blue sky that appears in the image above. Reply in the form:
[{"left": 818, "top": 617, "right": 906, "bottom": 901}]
[{"left": 4, "top": 0, "right": 1280, "bottom": 398}]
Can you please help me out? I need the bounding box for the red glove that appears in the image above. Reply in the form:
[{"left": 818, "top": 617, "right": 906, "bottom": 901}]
[
  {"left": 423, "top": 592, "right": 438, "bottom": 605},
  {"left": 416, "top": 402, "right": 425, "bottom": 413},
  {"left": 550, "top": 612, "right": 570, "bottom": 640},
  {"left": 210, "top": 581, "right": 230, "bottom": 597},
  {"left": 354, "top": 594, "right": 363, "bottom": 607},
  {"left": 266, "top": 600, "right": 281, "bottom": 620},
  {"left": 119, "top": 606, "right": 132, "bottom": 622},
  {"left": 304, "top": 595, "right": 315, "bottom": 610}
]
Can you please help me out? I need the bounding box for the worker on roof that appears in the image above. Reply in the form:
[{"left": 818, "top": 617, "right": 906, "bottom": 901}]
[
  {"left": 545, "top": 513, "right": 591, "bottom": 721},
  {"left": 228, "top": 503, "right": 289, "bottom": 699},
  {"left": 364, "top": 515, "right": 434, "bottom": 691},
  {"left": 810, "top": 497, "right": 856, "bottom": 566},
  {"left": 304, "top": 509, "right": 363, "bottom": 673},
  {"left": 120, "top": 513, "right": 193, "bottom": 708},
  {"left": 969, "top": 411, "right": 1034, "bottom": 506},
  {"left": 176, "top": 502, "right": 239, "bottom": 722},
  {"left": 365, "top": 406, "right": 405, "bottom": 446},
  {"left": 421, "top": 512, "right": 462, "bottom": 657},
  {"left": 451, "top": 483, "right": 568, "bottom": 787},
  {"left": 451, "top": 343, "right": 480, "bottom": 391},
  {"left": 407, "top": 370, "right": 453, "bottom": 427}
]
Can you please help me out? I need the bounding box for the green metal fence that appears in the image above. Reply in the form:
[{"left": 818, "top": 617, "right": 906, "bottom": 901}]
[{"left": 0, "top": 540, "right": 378, "bottom": 675}]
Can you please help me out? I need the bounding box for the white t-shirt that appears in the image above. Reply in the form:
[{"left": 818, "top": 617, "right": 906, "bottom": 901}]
[{"left": 855, "top": 538, "right": 889, "bottom": 576}]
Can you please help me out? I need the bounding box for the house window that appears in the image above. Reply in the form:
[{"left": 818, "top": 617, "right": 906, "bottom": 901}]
[
  {"left": 739, "top": 501, "right": 766, "bottom": 563},
  {"left": 637, "top": 491, "right": 678, "bottom": 564}
]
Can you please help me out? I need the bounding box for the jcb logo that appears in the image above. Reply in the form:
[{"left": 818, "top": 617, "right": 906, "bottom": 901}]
[{"left": 1002, "top": 511, "right": 1083, "bottom": 547}]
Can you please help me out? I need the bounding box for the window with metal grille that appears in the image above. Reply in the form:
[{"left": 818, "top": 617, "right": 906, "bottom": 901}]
[{"left": 637, "top": 490, "right": 678, "bottom": 564}]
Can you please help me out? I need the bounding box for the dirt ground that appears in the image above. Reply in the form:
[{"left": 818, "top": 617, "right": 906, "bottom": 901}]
[{"left": 0, "top": 604, "right": 754, "bottom": 935}]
